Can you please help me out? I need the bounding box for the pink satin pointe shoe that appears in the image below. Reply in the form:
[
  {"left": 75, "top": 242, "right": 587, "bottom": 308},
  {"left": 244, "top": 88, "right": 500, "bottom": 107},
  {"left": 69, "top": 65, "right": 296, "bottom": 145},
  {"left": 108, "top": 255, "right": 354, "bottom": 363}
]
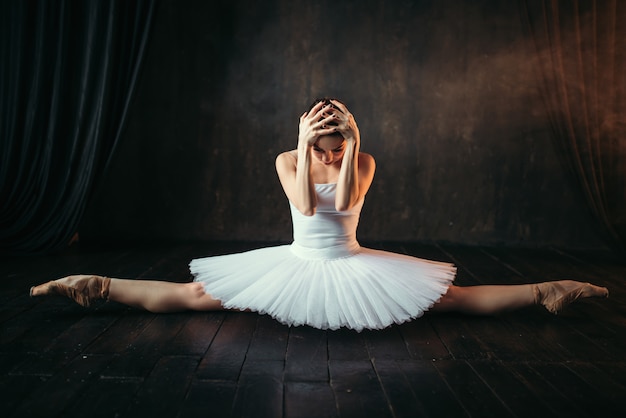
[
  {"left": 30, "top": 275, "right": 111, "bottom": 307},
  {"left": 534, "top": 280, "right": 609, "bottom": 314}
]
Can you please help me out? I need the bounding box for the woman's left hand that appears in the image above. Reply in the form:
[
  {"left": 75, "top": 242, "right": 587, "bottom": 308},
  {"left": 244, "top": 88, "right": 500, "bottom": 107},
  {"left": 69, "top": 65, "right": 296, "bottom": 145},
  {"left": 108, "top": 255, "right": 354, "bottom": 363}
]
[{"left": 329, "top": 100, "right": 360, "bottom": 145}]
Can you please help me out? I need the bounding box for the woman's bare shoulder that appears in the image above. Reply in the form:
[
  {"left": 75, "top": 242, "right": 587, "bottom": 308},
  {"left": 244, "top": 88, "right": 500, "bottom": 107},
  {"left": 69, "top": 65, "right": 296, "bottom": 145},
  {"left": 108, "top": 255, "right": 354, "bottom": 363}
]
[
  {"left": 276, "top": 150, "right": 298, "bottom": 161},
  {"left": 275, "top": 150, "right": 298, "bottom": 174},
  {"left": 359, "top": 152, "right": 376, "bottom": 167},
  {"left": 359, "top": 151, "right": 375, "bottom": 161}
]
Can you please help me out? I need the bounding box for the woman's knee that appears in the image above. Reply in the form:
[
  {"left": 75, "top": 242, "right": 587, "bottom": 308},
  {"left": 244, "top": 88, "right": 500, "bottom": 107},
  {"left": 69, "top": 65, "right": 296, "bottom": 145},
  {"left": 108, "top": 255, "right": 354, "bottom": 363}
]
[
  {"left": 184, "top": 281, "right": 206, "bottom": 295},
  {"left": 183, "top": 282, "right": 223, "bottom": 310},
  {"left": 181, "top": 282, "right": 206, "bottom": 303}
]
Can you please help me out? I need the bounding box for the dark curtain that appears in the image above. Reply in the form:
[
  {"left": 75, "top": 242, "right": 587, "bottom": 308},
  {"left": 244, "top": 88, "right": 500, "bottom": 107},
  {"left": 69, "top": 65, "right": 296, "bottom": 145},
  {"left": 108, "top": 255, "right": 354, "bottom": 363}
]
[
  {"left": 520, "top": 0, "right": 626, "bottom": 252},
  {"left": 0, "top": 0, "right": 155, "bottom": 255}
]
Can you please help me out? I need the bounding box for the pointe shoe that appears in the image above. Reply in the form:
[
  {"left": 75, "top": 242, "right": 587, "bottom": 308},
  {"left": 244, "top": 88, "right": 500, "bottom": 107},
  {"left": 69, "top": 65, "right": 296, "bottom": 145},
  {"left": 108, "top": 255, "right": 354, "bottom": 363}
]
[
  {"left": 30, "top": 275, "right": 111, "bottom": 307},
  {"left": 534, "top": 280, "right": 609, "bottom": 314}
]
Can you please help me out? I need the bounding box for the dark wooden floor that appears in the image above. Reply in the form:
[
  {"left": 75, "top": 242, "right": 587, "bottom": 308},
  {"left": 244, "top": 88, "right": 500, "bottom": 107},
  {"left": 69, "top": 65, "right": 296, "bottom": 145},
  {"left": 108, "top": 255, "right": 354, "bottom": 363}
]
[{"left": 0, "top": 241, "right": 625, "bottom": 418}]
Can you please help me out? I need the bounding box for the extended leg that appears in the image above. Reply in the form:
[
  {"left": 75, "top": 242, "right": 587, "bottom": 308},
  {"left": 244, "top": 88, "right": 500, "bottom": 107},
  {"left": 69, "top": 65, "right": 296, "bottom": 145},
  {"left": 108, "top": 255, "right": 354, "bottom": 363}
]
[
  {"left": 432, "top": 284, "right": 535, "bottom": 314},
  {"left": 30, "top": 275, "right": 224, "bottom": 312},
  {"left": 433, "top": 280, "right": 608, "bottom": 315},
  {"left": 108, "top": 279, "right": 223, "bottom": 312}
]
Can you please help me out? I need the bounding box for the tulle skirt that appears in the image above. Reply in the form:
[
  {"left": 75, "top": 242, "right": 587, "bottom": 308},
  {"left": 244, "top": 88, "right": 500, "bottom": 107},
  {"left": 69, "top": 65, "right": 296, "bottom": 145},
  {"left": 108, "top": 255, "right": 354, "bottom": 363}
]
[{"left": 190, "top": 243, "right": 455, "bottom": 332}]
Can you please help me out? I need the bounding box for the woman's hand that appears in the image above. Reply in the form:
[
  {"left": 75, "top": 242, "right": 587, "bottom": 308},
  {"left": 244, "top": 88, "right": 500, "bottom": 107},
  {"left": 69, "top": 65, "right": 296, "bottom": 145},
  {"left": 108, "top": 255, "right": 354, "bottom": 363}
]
[
  {"left": 298, "top": 101, "right": 337, "bottom": 148},
  {"left": 329, "top": 100, "right": 360, "bottom": 145}
]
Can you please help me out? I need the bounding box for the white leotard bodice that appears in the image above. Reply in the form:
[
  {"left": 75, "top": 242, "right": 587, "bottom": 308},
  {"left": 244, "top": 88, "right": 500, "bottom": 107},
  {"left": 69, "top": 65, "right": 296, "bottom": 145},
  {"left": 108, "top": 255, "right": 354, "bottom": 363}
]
[{"left": 289, "top": 183, "right": 363, "bottom": 259}]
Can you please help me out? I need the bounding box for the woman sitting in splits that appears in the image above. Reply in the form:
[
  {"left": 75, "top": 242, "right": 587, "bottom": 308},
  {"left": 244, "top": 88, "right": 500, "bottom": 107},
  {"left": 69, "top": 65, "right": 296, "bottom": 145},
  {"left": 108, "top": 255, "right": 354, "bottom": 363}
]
[{"left": 30, "top": 98, "right": 609, "bottom": 332}]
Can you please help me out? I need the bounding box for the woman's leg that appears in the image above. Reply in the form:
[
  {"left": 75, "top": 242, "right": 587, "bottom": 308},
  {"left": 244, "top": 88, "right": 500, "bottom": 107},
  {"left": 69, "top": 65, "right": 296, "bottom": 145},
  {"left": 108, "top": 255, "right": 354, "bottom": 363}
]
[
  {"left": 432, "top": 281, "right": 609, "bottom": 315},
  {"left": 30, "top": 275, "right": 224, "bottom": 312},
  {"left": 108, "top": 279, "right": 223, "bottom": 312}
]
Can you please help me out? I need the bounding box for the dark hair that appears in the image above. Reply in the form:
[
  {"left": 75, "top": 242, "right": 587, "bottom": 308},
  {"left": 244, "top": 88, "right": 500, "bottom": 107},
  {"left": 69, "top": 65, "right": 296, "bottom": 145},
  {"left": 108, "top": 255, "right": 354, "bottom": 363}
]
[
  {"left": 308, "top": 97, "right": 346, "bottom": 139},
  {"left": 308, "top": 97, "right": 345, "bottom": 114}
]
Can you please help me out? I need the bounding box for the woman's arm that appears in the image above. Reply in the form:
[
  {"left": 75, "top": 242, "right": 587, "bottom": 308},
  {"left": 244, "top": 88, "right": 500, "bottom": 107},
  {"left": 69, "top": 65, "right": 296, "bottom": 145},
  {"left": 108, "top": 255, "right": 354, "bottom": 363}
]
[
  {"left": 276, "top": 101, "right": 336, "bottom": 216},
  {"left": 332, "top": 100, "right": 376, "bottom": 211}
]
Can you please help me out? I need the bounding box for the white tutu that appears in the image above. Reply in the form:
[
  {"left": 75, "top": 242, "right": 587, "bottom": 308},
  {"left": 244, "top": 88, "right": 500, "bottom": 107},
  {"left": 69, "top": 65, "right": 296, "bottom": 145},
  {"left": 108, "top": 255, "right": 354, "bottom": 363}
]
[{"left": 190, "top": 183, "right": 455, "bottom": 331}]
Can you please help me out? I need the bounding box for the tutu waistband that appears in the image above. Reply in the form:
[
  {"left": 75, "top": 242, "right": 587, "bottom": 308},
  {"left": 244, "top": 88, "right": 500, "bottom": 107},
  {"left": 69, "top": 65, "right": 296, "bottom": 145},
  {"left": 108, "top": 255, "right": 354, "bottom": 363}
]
[{"left": 289, "top": 241, "right": 360, "bottom": 260}]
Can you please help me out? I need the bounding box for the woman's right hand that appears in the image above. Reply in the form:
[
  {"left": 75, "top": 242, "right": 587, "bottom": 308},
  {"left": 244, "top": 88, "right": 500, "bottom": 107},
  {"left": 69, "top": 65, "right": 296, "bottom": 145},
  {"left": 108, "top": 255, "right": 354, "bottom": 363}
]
[{"left": 297, "top": 101, "right": 338, "bottom": 148}]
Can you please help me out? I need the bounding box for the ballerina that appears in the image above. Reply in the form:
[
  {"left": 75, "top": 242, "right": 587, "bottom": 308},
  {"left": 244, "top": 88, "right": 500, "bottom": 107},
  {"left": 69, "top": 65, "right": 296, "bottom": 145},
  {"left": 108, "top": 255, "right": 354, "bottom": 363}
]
[{"left": 30, "top": 98, "right": 609, "bottom": 331}]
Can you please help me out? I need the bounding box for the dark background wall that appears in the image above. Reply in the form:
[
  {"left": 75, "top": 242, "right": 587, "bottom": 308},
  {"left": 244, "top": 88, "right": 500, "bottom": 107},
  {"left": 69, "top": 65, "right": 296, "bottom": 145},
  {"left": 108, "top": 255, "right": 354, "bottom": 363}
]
[{"left": 79, "top": 0, "right": 606, "bottom": 249}]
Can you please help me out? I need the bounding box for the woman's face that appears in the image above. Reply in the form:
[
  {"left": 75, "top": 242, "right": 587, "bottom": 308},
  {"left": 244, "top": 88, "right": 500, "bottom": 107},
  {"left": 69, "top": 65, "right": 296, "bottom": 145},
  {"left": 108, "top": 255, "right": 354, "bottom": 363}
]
[{"left": 312, "top": 135, "right": 346, "bottom": 166}]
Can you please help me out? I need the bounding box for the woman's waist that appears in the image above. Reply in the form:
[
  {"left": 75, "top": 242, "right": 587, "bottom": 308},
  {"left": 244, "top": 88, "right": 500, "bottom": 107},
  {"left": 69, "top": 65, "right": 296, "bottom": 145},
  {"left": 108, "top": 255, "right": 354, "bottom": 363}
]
[{"left": 289, "top": 239, "right": 361, "bottom": 260}]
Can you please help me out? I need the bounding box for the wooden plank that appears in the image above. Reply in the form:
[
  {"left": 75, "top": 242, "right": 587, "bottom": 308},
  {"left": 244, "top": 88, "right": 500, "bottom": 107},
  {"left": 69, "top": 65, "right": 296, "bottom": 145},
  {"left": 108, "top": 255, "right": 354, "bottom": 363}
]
[
  {"left": 591, "top": 361, "right": 626, "bottom": 390},
  {"left": 8, "top": 354, "right": 111, "bottom": 418},
  {"left": 0, "top": 374, "right": 50, "bottom": 416},
  {"left": 426, "top": 314, "right": 497, "bottom": 360},
  {"left": 371, "top": 359, "right": 428, "bottom": 418},
  {"left": 455, "top": 314, "right": 547, "bottom": 362},
  {"left": 98, "top": 243, "right": 189, "bottom": 276},
  {"left": 61, "top": 378, "right": 142, "bottom": 418},
  {"left": 231, "top": 360, "right": 284, "bottom": 418},
  {"left": 553, "top": 247, "right": 626, "bottom": 286},
  {"left": 0, "top": 351, "right": 27, "bottom": 375},
  {"left": 399, "top": 360, "right": 469, "bottom": 418},
  {"left": 433, "top": 359, "right": 514, "bottom": 417},
  {"left": 195, "top": 312, "right": 257, "bottom": 381},
  {"left": 2, "top": 304, "right": 110, "bottom": 379},
  {"left": 529, "top": 361, "right": 621, "bottom": 418},
  {"left": 98, "top": 312, "right": 189, "bottom": 378},
  {"left": 0, "top": 301, "right": 86, "bottom": 351},
  {"left": 82, "top": 308, "right": 154, "bottom": 354},
  {"left": 506, "top": 361, "right": 590, "bottom": 417},
  {"left": 134, "top": 243, "right": 198, "bottom": 282},
  {"left": 246, "top": 314, "right": 290, "bottom": 361},
  {"left": 400, "top": 242, "right": 469, "bottom": 284},
  {"left": 329, "top": 360, "right": 392, "bottom": 418},
  {"left": 362, "top": 326, "right": 411, "bottom": 360},
  {"left": 161, "top": 311, "right": 225, "bottom": 356},
  {"left": 327, "top": 329, "right": 368, "bottom": 361},
  {"left": 122, "top": 355, "right": 199, "bottom": 417},
  {"left": 438, "top": 244, "right": 528, "bottom": 286},
  {"left": 284, "top": 325, "right": 329, "bottom": 382},
  {"left": 12, "top": 305, "right": 124, "bottom": 376},
  {"left": 284, "top": 381, "right": 338, "bottom": 418},
  {"left": 397, "top": 317, "right": 452, "bottom": 361},
  {"left": 11, "top": 351, "right": 82, "bottom": 379},
  {"left": 564, "top": 361, "right": 626, "bottom": 416},
  {"left": 178, "top": 379, "right": 237, "bottom": 418},
  {"left": 468, "top": 360, "right": 554, "bottom": 417}
]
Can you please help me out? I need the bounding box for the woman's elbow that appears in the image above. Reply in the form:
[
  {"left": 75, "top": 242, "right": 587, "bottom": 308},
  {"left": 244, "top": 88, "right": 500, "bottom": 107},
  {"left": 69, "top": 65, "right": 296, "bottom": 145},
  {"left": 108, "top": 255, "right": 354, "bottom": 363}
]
[
  {"left": 298, "top": 206, "right": 316, "bottom": 216},
  {"left": 335, "top": 201, "right": 354, "bottom": 212}
]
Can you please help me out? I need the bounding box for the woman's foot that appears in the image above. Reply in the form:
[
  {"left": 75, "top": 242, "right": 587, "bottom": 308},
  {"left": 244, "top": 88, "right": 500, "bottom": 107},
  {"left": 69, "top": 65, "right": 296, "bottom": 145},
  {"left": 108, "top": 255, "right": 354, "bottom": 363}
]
[
  {"left": 30, "top": 275, "right": 111, "bottom": 307},
  {"left": 534, "top": 280, "right": 609, "bottom": 314}
]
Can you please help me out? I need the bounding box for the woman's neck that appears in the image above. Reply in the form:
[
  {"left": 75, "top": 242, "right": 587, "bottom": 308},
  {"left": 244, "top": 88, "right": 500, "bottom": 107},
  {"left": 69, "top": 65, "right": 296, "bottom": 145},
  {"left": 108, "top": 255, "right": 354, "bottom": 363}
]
[{"left": 310, "top": 160, "right": 341, "bottom": 184}]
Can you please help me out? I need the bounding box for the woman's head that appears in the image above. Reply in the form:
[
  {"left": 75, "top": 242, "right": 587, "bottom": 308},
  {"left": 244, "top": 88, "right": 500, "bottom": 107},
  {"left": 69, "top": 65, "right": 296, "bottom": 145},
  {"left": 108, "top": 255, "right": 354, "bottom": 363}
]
[
  {"left": 308, "top": 97, "right": 345, "bottom": 138},
  {"left": 308, "top": 97, "right": 348, "bottom": 165},
  {"left": 312, "top": 134, "right": 346, "bottom": 166}
]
